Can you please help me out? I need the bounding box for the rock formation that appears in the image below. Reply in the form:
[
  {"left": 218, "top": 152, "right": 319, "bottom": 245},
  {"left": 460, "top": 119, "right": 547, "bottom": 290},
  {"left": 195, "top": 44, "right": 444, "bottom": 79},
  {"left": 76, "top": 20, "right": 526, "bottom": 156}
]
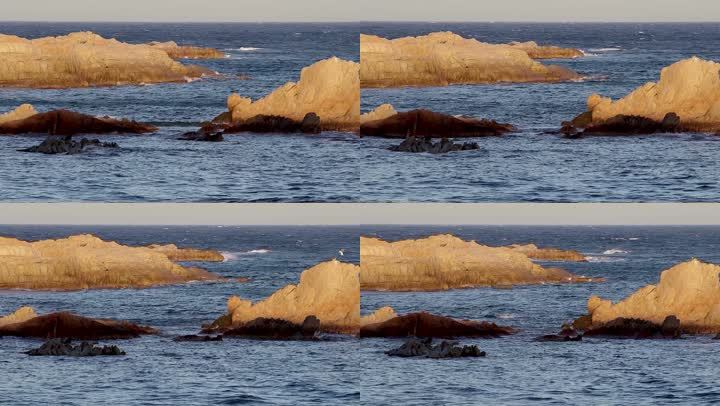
[
  {"left": 582, "top": 316, "right": 682, "bottom": 339},
  {"left": 19, "top": 136, "right": 119, "bottom": 155},
  {"left": 0, "top": 32, "right": 213, "bottom": 88},
  {"left": 223, "top": 316, "right": 320, "bottom": 340},
  {"left": 223, "top": 113, "right": 321, "bottom": 134},
  {"left": 0, "top": 234, "right": 222, "bottom": 290},
  {"left": 360, "top": 32, "right": 580, "bottom": 88},
  {"left": 360, "top": 108, "right": 515, "bottom": 138},
  {"left": 210, "top": 260, "right": 360, "bottom": 334},
  {"left": 559, "top": 112, "right": 686, "bottom": 137},
  {"left": 146, "top": 244, "right": 225, "bottom": 262},
  {"left": 226, "top": 57, "right": 359, "bottom": 131},
  {"left": 360, "top": 104, "right": 397, "bottom": 124},
  {"left": 0, "top": 105, "right": 157, "bottom": 135},
  {"left": 582, "top": 259, "right": 720, "bottom": 333},
  {"left": 506, "top": 244, "right": 587, "bottom": 262},
  {"left": 0, "top": 306, "right": 37, "bottom": 327},
  {"left": 147, "top": 41, "right": 224, "bottom": 59},
  {"left": 173, "top": 334, "right": 223, "bottom": 342},
  {"left": 386, "top": 338, "right": 486, "bottom": 358},
  {"left": 177, "top": 130, "right": 224, "bottom": 142},
  {"left": 360, "top": 234, "right": 598, "bottom": 291},
  {"left": 388, "top": 136, "right": 480, "bottom": 153},
  {"left": 508, "top": 41, "right": 584, "bottom": 59},
  {"left": 360, "top": 312, "right": 515, "bottom": 338},
  {"left": 26, "top": 338, "right": 126, "bottom": 356},
  {"left": 0, "top": 308, "right": 156, "bottom": 339},
  {"left": 361, "top": 306, "right": 398, "bottom": 327},
  {"left": 569, "top": 57, "right": 720, "bottom": 132}
]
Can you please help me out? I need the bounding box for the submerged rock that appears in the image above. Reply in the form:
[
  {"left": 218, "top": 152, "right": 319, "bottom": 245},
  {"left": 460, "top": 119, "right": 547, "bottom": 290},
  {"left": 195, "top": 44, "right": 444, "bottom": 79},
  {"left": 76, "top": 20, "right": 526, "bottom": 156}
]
[
  {"left": 223, "top": 316, "right": 320, "bottom": 340},
  {"left": 177, "top": 130, "right": 224, "bottom": 142},
  {"left": 26, "top": 338, "right": 126, "bottom": 356},
  {"left": 19, "top": 136, "right": 119, "bottom": 155},
  {"left": 388, "top": 136, "right": 480, "bottom": 154},
  {"left": 173, "top": 334, "right": 223, "bottom": 342},
  {"left": 226, "top": 57, "right": 359, "bottom": 131},
  {"left": 224, "top": 113, "right": 322, "bottom": 134},
  {"left": 0, "top": 31, "right": 212, "bottom": 88},
  {"left": 0, "top": 106, "right": 157, "bottom": 135},
  {"left": 360, "top": 32, "right": 580, "bottom": 88},
  {"left": 0, "top": 309, "right": 156, "bottom": 340},
  {"left": 0, "top": 234, "right": 222, "bottom": 290},
  {"left": 535, "top": 325, "right": 583, "bottom": 342},
  {"left": 386, "top": 338, "right": 486, "bottom": 358},
  {"left": 360, "top": 234, "right": 599, "bottom": 291},
  {"left": 360, "top": 311, "right": 514, "bottom": 338},
  {"left": 361, "top": 108, "right": 515, "bottom": 138}
]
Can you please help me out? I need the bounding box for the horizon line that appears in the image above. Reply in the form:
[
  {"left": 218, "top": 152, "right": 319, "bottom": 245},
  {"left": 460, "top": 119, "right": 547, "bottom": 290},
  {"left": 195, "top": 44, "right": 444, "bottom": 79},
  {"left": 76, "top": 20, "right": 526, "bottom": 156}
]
[{"left": 1, "top": 20, "right": 719, "bottom": 24}]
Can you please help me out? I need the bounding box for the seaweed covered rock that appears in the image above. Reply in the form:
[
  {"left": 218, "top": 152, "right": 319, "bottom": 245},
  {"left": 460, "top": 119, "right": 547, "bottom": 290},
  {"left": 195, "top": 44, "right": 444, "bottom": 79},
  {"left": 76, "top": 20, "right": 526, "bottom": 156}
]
[
  {"left": 360, "top": 109, "right": 515, "bottom": 138},
  {"left": 360, "top": 312, "right": 514, "bottom": 338},
  {"left": 0, "top": 106, "right": 156, "bottom": 135}
]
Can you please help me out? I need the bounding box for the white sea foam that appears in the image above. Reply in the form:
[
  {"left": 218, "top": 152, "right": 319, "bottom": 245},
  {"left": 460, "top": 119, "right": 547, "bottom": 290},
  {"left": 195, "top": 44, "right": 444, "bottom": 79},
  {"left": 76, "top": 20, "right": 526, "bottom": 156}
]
[
  {"left": 588, "top": 47, "right": 622, "bottom": 52},
  {"left": 587, "top": 256, "right": 626, "bottom": 263},
  {"left": 603, "top": 249, "right": 629, "bottom": 255},
  {"left": 221, "top": 249, "right": 271, "bottom": 262},
  {"left": 496, "top": 313, "right": 516, "bottom": 319},
  {"left": 226, "top": 47, "right": 263, "bottom": 52}
]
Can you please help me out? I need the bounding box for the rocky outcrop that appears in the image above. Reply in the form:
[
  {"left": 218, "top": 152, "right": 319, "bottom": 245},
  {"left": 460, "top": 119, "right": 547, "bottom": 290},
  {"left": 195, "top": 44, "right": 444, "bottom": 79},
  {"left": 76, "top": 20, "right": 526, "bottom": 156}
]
[
  {"left": 508, "top": 41, "right": 584, "bottom": 59},
  {"left": 173, "top": 334, "right": 223, "bottom": 342},
  {"left": 360, "top": 235, "right": 598, "bottom": 291},
  {"left": 147, "top": 41, "right": 224, "bottom": 60},
  {"left": 0, "top": 308, "right": 156, "bottom": 339},
  {"left": 360, "top": 32, "right": 580, "bottom": 88},
  {"left": 223, "top": 113, "right": 321, "bottom": 134},
  {"left": 559, "top": 112, "right": 686, "bottom": 137},
  {"left": 0, "top": 32, "right": 213, "bottom": 88},
  {"left": 360, "top": 104, "right": 397, "bottom": 124},
  {"left": 569, "top": 57, "right": 720, "bottom": 132},
  {"left": 582, "top": 316, "right": 681, "bottom": 339},
  {"left": 146, "top": 244, "right": 224, "bottom": 262},
  {"left": 0, "top": 306, "right": 37, "bottom": 327},
  {"left": 210, "top": 260, "right": 360, "bottom": 334},
  {"left": 386, "top": 338, "right": 486, "bottom": 358},
  {"left": 226, "top": 57, "right": 359, "bottom": 131},
  {"left": 0, "top": 103, "right": 37, "bottom": 125},
  {"left": 360, "top": 109, "right": 515, "bottom": 138},
  {"left": 0, "top": 106, "right": 157, "bottom": 135},
  {"left": 582, "top": 259, "right": 720, "bottom": 333},
  {"left": 0, "top": 234, "right": 222, "bottom": 290},
  {"left": 506, "top": 244, "right": 587, "bottom": 262},
  {"left": 19, "top": 136, "right": 119, "bottom": 155},
  {"left": 223, "top": 316, "right": 320, "bottom": 340},
  {"left": 26, "top": 338, "right": 126, "bottom": 356},
  {"left": 361, "top": 306, "right": 398, "bottom": 327},
  {"left": 360, "top": 312, "right": 514, "bottom": 338},
  {"left": 388, "top": 136, "right": 480, "bottom": 153},
  {"left": 177, "top": 130, "right": 224, "bottom": 142}
]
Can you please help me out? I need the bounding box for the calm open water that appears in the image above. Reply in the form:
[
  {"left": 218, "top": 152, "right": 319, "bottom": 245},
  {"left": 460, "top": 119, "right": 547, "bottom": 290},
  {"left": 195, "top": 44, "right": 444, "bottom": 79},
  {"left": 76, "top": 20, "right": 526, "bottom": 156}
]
[{"left": 360, "top": 23, "right": 720, "bottom": 202}]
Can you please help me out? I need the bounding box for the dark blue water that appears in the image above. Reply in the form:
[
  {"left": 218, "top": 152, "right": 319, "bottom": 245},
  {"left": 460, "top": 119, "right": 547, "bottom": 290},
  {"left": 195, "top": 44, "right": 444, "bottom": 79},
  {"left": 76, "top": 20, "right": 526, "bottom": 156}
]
[
  {"left": 0, "top": 23, "right": 360, "bottom": 202},
  {"left": 360, "top": 23, "right": 720, "bottom": 202},
  {"left": 0, "top": 226, "right": 360, "bottom": 405},
  {"left": 361, "top": 226, "right": 720, "bottom": 405}
]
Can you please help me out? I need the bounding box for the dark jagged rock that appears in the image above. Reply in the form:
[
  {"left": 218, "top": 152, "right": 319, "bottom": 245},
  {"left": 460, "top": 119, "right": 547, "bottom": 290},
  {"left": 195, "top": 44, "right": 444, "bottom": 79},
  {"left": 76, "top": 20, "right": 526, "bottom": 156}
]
[
  {"left": 26, "top": 338, "right": 125, "bottom": 356},
  {"left": 177, "top": 130, "right": 224, "bottom": 142},
  {"left": 386, "top": 337, "right": 486, "bottom": 358},
  {"left": 388, "top": 136, "right": 480, "bottom": 153},
  {"left": 581, "top": 315, "right": 682, "bottom": 339},
  {"left": 18, "top": 136, "right": 119, "bottom": 154},
  {"left": 0, "top": 109, "right": 157, "bottom": 135},
  {"left": 360, "top": 312, "right": 515, "bottom": 339},
  {"left": 535, "top": 324, "right": 583, "bottom": 342},
  {"left": 557, "top": 112, "right": 686, "bottom": 138},
  {"left": 361, "top": 109, "right": 515, "bottom": 138},
  {"left": 0, "top": 311, "right": 157, "bottom": 340},
  {"left": 222, "top": 315, "right": 320, "bottom": 340},
  {"left": 173, "top": 334, "right": 223, "bottom": 342},
  {"left": 224, "top": 112, "right": 322, "bottom": 134}
]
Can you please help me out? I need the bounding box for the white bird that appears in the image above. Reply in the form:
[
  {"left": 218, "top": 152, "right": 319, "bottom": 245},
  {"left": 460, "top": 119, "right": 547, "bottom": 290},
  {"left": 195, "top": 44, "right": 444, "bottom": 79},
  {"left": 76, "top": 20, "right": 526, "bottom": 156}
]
[{"left": 338, "top": 249, "right": 344, "bottom": 256}]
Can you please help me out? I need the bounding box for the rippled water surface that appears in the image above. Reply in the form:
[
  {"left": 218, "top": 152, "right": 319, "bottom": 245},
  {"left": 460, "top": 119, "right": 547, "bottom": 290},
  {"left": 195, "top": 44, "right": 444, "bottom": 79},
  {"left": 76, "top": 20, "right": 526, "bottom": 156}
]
[
  {"left": 0, "top": 226, "right": 360, "bottom": 405},
  {"left": 360, "top": 226, "right": 720, "bottom": 405},
  {"left": 0, "top": 23, "right": 360, "bottom": 202},
  {"left": 360, "top": 23, "right": 720, "bottom": 202}
]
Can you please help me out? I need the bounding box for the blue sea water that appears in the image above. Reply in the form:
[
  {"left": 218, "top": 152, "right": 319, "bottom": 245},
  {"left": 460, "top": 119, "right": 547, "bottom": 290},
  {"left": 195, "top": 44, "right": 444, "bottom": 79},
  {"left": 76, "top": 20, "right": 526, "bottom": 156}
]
[
  {"left": 0, "top": 226, "right": 360, "bottom": 405},
  {"left": 360, "top": 23, "right": 720, "bottom": 202},
  {"left": 360, "top": 226, "right": 720, "bottom": 405},
  {"left": 0, "top": 23, "right": 360, "bottom": 202}
]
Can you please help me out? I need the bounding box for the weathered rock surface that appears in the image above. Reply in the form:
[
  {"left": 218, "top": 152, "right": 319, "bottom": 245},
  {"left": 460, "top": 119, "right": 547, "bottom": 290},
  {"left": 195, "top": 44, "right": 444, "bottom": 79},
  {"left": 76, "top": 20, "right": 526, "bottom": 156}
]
[
  {"left": 210, "top": 260, "right": 360, "bottom": 334},
  {"left": 148, "top": 41, "right": 224, "bottom": 60},
  {"left": 146, "top": 244, "right": 225, "bottom": 262},
  {"left": 26, "top": 338, "right": 126, "bottom": 356},
  {"left": 509, "top": 41, "right": 584, "bottom": 59},
  {"left": 360, "top": 32, "right": 580, "bottom": 88},
  {"left": 582, "top": 316, "right": 682, "bottom": 339},
  {"left": 226, "top": 57, "right": 359, "bottom": 131},
  {"left": 572, "top": 57, "right": 720, "bottom": 132},
  {"left": 388, "top": 136, "right": 480, "bottom": 153},
  {"left": 386, "top": 338, "right": 486, "bottom": 358},
  {"left": 0, "top": 308, "right": 156, "bottom": 339},
  {"left": 0, "top": 32, "right": 212, "bottom": 88},
  {"left": 583, "top": 259, "right": 720, "bottom": 333},
  {"left": 223, "top": 316, "right": 320, "bottom": 340},
  {"left": 0, "top": 106, "right": 157, "bottom": 135},
  {"left": 506, "top": 244, "right": 587, "bottom": 262},
  {"left": 0, "top": 234, "right": 222, "bottom": 290},
  {"left": 224, "top": 113, "right": 321, "bottom": 134},
  {"left": 360, "top": 312, "right": 515, "bottom": 338},
  {"left": 19, "top": 136, "right": 119, "bottom": 155},
  {"left": 360, "top": 234, "right": 598, "bottom": 291},
  {"left": 360, "top": 109, "right": 515, "bottom": 138}
]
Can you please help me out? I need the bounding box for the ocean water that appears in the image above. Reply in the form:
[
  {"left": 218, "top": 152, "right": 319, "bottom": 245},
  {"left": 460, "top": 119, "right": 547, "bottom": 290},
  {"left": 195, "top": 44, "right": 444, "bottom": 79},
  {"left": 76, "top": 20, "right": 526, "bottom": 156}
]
[
  {"left": 0, "top": 226, "right": 360, "bottom": 405},
  {"left": 360, "top": 226, "right": 720, "bottom": 405},
  {"left": 360, "top": 23, "right": 720, "bottom": 202},
  {"left": 0, "top": 23, "right": 360, "bottom": 202}
]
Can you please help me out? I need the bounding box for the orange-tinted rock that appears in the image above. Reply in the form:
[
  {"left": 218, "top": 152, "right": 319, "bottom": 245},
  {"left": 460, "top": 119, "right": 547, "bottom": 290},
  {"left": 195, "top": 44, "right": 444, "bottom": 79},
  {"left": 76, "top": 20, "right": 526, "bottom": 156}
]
[
  {"left": 146, "top": 244, "right": 224, "bottom": 262},
  {"left": 0, "top": 107, "right": 157, "bottom": 135},
  {"left": 506, "top": 244, "right": 587, "bottom": 262},
  {"left": 0, "top": 309, "right": 156, "bottom": 339},
  {"left": 148, "top": 41, "right": 224, "bottom": 60},
  {"left": 360, "top": 109, "right": 515, "bottom": 138},
  {"left": 361, "top": 306, "right": 398, "bottom": 327},
  {"left": 360, "top": 312, "right": 515, "bottom": 338},
  {"left": 509, "top": 41, "right": 584, "bottom": 59}
]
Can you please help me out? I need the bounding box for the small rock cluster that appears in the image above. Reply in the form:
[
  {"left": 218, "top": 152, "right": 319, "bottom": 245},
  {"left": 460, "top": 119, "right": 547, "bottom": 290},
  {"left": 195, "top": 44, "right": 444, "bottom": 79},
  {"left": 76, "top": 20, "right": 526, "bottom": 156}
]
[
  {"left": 25, "top": 338, "right": 125, "bottom": 356},
  {"left": 386, "top": 338, "right": 486, "bottom": 358},
  {"left": 19, "top": 136, "right": 119, "bottom": 155},
  {"left": 388, "top": 136, "right": 480, "bottom": 154}
]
